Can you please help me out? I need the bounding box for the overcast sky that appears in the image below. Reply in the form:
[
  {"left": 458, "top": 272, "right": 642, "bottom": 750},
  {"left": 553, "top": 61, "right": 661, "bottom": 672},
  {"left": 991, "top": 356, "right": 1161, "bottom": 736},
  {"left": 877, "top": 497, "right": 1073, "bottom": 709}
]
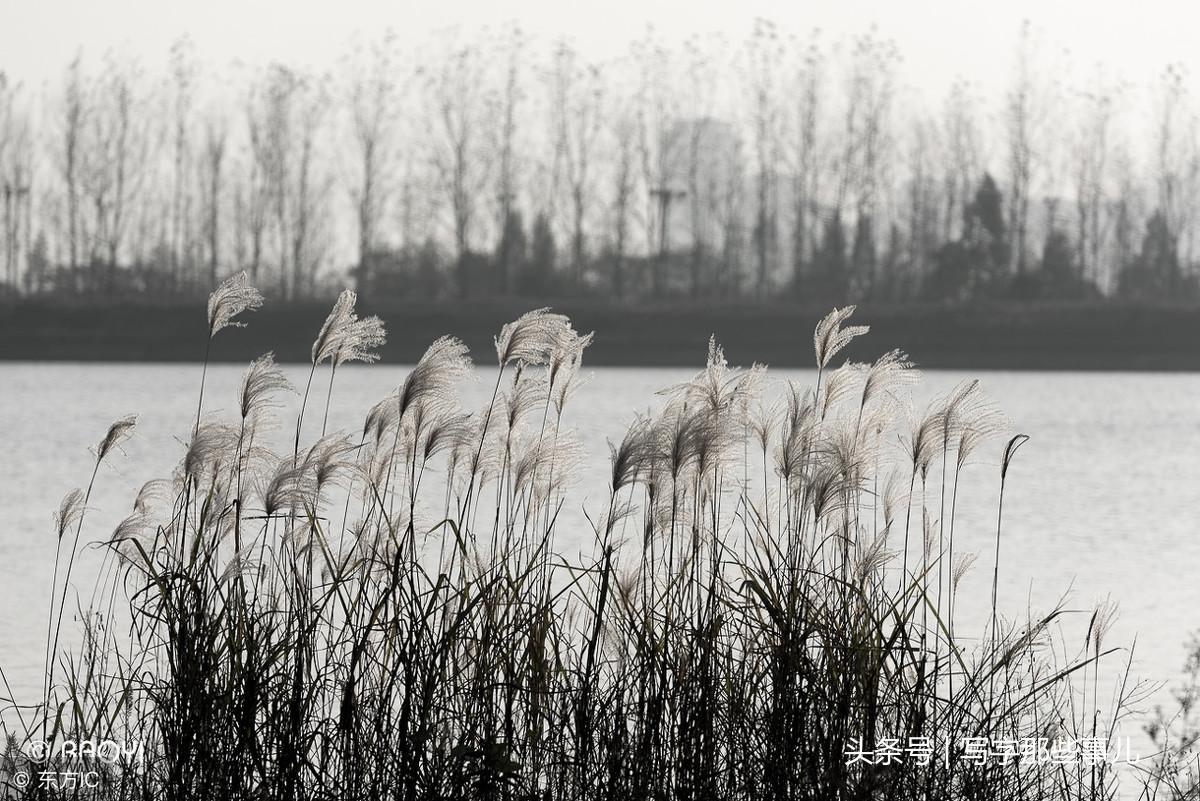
[{"left": 0, "top": 0, "right": 1191, "bottom": 100}]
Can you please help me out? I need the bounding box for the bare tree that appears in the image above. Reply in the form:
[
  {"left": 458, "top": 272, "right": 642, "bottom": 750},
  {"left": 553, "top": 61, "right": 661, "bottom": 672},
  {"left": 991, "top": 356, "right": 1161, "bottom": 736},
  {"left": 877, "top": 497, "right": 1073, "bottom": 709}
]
[
  {"left": 678, "top": 35, "right": 724, "bottom": 297},
  {"left": 941, "top": 79, "right": 981, "bottom": 243},
  {"left": 606, "top": 88, "right": 640, "bottom": 299},
  {"left": 429, "top": 36, "right": 492, "bottom": 299},
  {"left": 346, "top": 30, "right": 399, "bottom": 295},
  {"left": 11, "top": 20, "right": 1200, "bottom": 308},
  {"left": 242, "top": 97, "right": 271, "bottom": 289},
  {"left": 58, "top": 55, "right": 88, "bottom": 283},
  {"left": 715, "top": 134, "right": 747, "bottom": 296},
  {"left": 247, "top": 65, "right": 293, "bottom": 297},
  {"left": 548, "top": 40, "right": 605, "bottom": 288},
  {"left": 1073, "top": 75, "right": 1115, "bottom": 288},
  {"left": 491, "top": 25, "right": 525, "bottom": 295},
  {"left": 745, "top": 19, "right": 784, "bottom": 300},
  {"left": 848, "top": 32, "right": 897, "bottom": 217},
  {"left": 631, "top": 31, "right": 679, "bottom": 299},
  {"left": 81, "top": 54, "right": 151, "bottom": 290},
  {"left": 1153, "top": 64, "right": 1200, "bottom": 271},
  {"left": 290, "top": 76, "right": 330, "bottom": 298},
  {"left": 199, "top": 110, "right": 228, "bottom": 288},
  {"left": 166, "top": 39, "right": 198, "bottom": 291},
  {"left": 788, "top": 34, "right": 823, "bottom": 298},
  {"left": 905, "top": 116, "right": 942, "bottom": 292},
  {"left": 1110, "top": 139, "right": 1141, "bottom": 291},
  {"left": 829, "top": 30, "right": 899, "bottom": 297},
  {"left": 0, "top": 75, "right": 33, "bottom": 292},
  {"left": 1005, "top": 21, "right": 1046, "bottom": 277},
  {"left": 245, "top": 64, "right": 330, "bottom": 299}
]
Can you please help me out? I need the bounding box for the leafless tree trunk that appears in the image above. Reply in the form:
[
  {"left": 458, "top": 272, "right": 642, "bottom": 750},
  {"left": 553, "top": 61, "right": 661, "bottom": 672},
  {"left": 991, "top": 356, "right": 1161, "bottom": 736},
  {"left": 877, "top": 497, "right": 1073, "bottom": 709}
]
[
  {"left": 347, "top": 31, "right": 399, "bottom": 296},
  {"left": 717, "top": 137, "right": 747, "bottom": 296},
  {"left": 789, "top": 37, "right": 822, "bottom": 299},
  {"left": 906, "top": 119, "right": 939, "bottom": 290},
  {"left": 430, "top": 40, "right": 491, "bottom": 299},
  {"left": 746, "top": 20, "right": 783, "bottom": 301},
  {"left": 678, "top": 35, "right": 726, "bottom": 298},
  {"left": 607, "top": 101, "right": 638, "bottom": 300},
  {"left": 1111, "top": 143, "right": 1140, "bottom": 291},
  {"left": 492, "top": 25, "right": 524, "bottom": 295},
  {"left": 1155, "top": 64, "right": 1197, "bottom": 268},
  {"left": 632, "top": 32, "right": 677, "bottom": 299},
  {"left": 248, "top": 64, "right": 301, "bottom": 298},
  {"left": 166, "top": 40, "right": 198, "bottom": 292},
  {"left": 1006, "top": 22, "right": 1042, "bottom": 277},
  {"left": 549, "top": 40, "right": 605, "bottom": 288},
  {"left": 59, "top": 56, "right": 88, "bottom": 285},
  {"left": 200, "top": 112, "right": 227, "bottom": 288},
  {"left": 290, "top": 79, "right": 328, "bottom": 298},
  {"left": 940, "top": 80, "right": 980, "bottom": 244},
  {"left": 1073, "top": 79, "right": 1114, "bottom": 288},
  {"left": 243, "top": 92, "right": 272, "bottom": 288},
  {"left": 0, "top": 76, "right": 33, "bottom": 292},
  {"left": 84, "top": 55, "right": 150, "bottom": 290}
]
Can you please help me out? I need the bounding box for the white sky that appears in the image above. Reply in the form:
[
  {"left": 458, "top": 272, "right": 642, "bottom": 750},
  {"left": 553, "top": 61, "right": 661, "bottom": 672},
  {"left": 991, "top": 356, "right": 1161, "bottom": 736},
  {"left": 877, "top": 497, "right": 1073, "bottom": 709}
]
[{"left": 0, "top": 0, "right": 1194, "bottom": 101}]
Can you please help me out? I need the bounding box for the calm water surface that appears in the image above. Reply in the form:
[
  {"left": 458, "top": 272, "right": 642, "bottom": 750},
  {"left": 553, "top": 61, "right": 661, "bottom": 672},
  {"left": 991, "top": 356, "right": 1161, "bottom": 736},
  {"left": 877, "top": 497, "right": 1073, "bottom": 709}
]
[{"left": 2, "top": 361, "right": 1198, "bottom": 752}]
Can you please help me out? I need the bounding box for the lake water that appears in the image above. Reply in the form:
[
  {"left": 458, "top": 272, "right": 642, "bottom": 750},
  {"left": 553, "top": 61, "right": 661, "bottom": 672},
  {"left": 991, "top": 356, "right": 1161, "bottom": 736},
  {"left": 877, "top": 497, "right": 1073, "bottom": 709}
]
[{"left": 2, "top": 361, "right": 1198, "bottom": 758}]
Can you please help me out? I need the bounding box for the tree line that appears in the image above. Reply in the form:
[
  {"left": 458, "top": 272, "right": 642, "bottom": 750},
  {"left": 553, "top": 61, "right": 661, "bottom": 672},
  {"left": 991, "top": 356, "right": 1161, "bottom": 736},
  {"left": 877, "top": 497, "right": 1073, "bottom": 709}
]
[{"left": 1, "top": 20, "right": 1198, "bottom": 305}]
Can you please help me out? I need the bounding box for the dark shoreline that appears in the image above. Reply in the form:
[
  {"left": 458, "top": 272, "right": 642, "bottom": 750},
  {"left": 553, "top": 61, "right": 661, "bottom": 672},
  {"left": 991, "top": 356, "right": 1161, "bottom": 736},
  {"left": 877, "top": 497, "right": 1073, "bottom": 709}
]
[{"left": 3, "top": 297, "right": 1199, "bottom": 370}]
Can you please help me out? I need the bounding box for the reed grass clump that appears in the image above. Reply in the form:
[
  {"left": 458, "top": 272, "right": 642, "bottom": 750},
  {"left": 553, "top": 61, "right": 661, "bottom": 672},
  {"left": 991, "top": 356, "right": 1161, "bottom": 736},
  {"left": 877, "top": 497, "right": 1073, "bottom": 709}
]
[{"left": 2, "top": 293, "right": 1154, "bottom": 800}]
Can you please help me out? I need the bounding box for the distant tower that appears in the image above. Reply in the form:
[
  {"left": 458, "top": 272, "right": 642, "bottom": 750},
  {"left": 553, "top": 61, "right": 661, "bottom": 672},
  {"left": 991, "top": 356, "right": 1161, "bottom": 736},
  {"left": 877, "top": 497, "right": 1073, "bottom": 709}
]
[
  {"left": 662, "top": 117, "right": 742, "bottom": 256},
  {"left": 649, "top": 185, "right": 686, "bottom": 297}
]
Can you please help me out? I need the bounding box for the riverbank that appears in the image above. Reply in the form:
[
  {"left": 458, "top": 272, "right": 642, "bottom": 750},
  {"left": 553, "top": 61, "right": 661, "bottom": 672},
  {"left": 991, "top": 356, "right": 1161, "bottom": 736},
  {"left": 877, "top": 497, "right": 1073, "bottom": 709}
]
[{"left": 3, "top": 297, "right": 1199, "bottom": 369}]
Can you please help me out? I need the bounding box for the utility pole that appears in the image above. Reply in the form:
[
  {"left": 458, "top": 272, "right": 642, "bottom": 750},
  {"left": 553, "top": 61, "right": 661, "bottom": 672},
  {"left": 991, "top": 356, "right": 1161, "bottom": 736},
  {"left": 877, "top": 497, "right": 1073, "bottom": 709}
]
[{"left": 649, "top": 184, "right": 685, "bottom": 298}]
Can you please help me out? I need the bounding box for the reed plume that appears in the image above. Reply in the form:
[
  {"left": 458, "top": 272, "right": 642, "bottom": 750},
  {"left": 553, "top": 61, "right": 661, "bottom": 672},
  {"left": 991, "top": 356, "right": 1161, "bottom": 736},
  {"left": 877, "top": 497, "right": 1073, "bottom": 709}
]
[
  {"left": 198, "top": 272, "right": 263, "bottom": 432},
  {"left": 54, "top": 488, "right": 85, "bottom": 540},
  {"left": 549, "top": 331, "right": 593, "bottom": 415},
  {"left": 860, "top": 348, "right": 918, "bottom": 410},
  {"left": 239, "top": 353, "right": 293, "bottom": 424},
  {"left": 494, "top": 307, "right": 574, "bottom": 366},
  {"left": 96, "top": 414, "right": 137, "bottom": 463},
  {"left": 298, "top": 290, "right": 387, "bottom": 458},
  {"left": 813, "top": 305, "right": 869, "bottom": 368},
  {"left": 184, "top": 422, "right": 241, "bottom": 482},
  {"left": 311, "top": 290, "right": 359, "bottom": 365},
  {"left": 609, "top": 416, "right": 653, "bottom": 494},
  {"left": 206, "top": 271, "right": 264, "bottom": 339},
  {"left": 19, "top": 301, "right": 1145, "bottom": 801},
  {"left": 397, "top": 335, "right": 471, "bottom": 420}
]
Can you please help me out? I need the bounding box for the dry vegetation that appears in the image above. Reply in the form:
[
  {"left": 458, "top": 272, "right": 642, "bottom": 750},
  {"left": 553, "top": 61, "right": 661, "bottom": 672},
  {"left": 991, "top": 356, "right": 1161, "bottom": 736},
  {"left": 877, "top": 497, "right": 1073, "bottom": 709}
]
[{"left": 1, "top": 272, "right": 1190, "bottom": 800}]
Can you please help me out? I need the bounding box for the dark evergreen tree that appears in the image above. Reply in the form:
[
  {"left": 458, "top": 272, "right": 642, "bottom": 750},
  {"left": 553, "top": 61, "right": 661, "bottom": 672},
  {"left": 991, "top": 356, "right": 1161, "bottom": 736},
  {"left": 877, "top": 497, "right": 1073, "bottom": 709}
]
[
  {"left": 495, "top": 209, "right": 527, "bottom": 295},
  {"left": 926, "top": 173, "right": 1011, "bottom": 301},
  {"left": 1118, "top": 210, "right": 1190, "bottom": 299},
  {"left": 969, "top": 173, "right": 1010, "bottom": 289},
  {"left": 415, "top": 238, "right": 444, "bottom": 300},
  {"left": 850, "top": 213, "right": 876, "bottom": 299},
  {"left": 520, "top": 212, "right": 557, "bottom": 296},
  {"left": 1037, "top": 227, "right": 1079, "bottom": 297},
  {"left": 810, "top": 210, "right": 847, "bottom": 301},
  {"left": 1011, "top": 227, "right": 1091, "bottom": 300},
  {"left": 973, "top": 174, "right": 1006, "bottom": 244},
  {"left": 928, "top": 240, "right": 972, "bottom": 301}
]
